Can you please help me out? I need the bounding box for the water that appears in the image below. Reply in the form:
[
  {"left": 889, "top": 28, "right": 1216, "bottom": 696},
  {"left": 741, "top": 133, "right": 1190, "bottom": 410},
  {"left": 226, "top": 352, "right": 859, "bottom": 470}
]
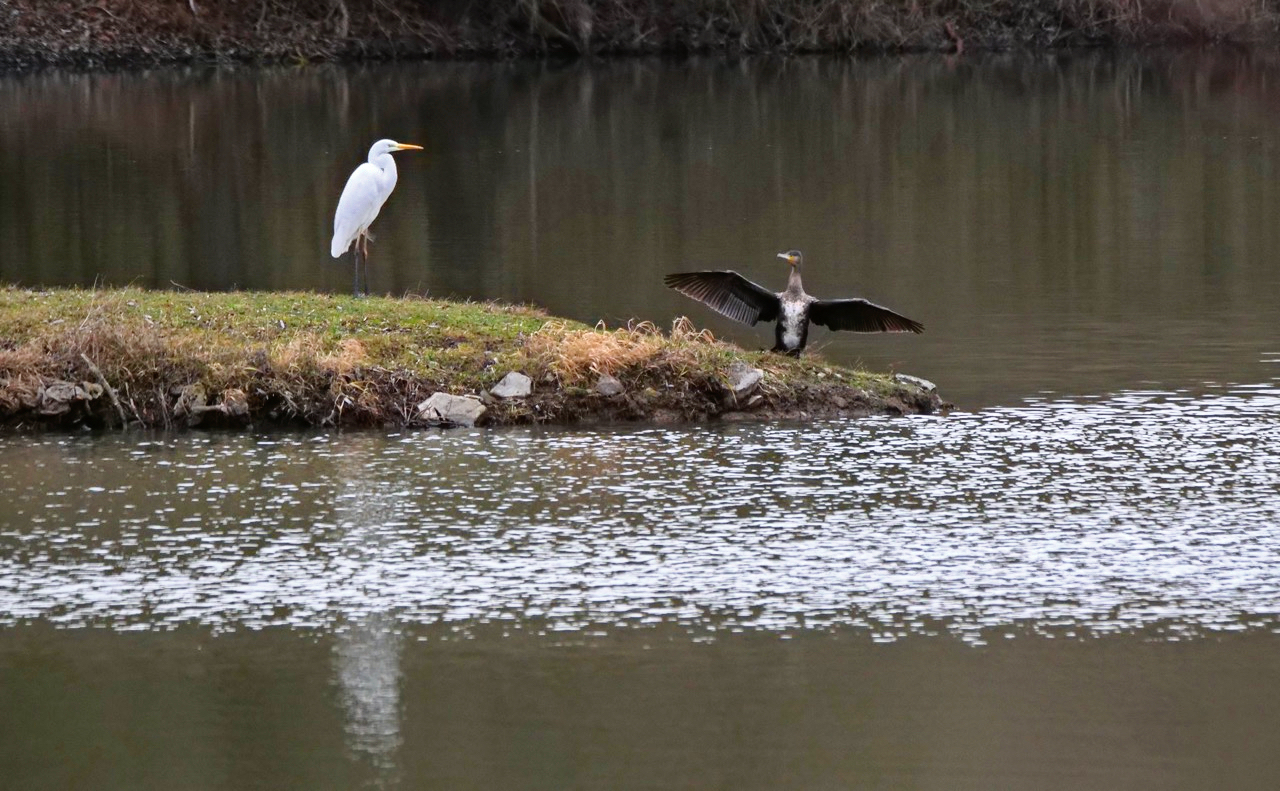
[
  {"left": 5, "top": 391, "right": 1280, "bottom": 638},
  {"left": 5, "top": 52, "right": 1280, "bottom": 788},
  {"left": 4, "top": 387, "right": 1280, "bottom": 788}
]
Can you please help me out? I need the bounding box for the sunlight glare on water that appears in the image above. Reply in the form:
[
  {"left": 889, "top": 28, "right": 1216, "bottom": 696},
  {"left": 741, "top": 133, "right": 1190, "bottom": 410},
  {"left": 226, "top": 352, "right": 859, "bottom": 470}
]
[{"left": 2, "top": 385, "right": 1279, "bottom": 645}]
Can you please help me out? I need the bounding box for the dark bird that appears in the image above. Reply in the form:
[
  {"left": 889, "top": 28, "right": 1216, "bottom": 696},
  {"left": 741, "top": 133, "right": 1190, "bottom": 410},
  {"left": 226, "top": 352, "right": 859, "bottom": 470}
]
[{"left": 664, "top": 250, "right": 924, "bottom": 355}]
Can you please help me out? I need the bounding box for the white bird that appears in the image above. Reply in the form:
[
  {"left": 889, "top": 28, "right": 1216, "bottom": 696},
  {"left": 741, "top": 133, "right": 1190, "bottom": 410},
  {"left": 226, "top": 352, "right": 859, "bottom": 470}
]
[{"left": 331, "top": 138, "right": 423, "bottom": 296}]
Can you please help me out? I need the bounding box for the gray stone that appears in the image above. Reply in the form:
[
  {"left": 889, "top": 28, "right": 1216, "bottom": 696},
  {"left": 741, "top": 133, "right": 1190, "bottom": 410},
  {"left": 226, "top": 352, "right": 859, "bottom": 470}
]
[
  {"left": 172, "top": 383, "right": 207, "bottom": 414},
  {"left": 417, "top": 392, "right": 487, "bottom": 427},
  {"left": 726, "top": 361, "right": 764, "bottom": 399},
  {"left": 490, "top": 371, "right": 532, "bottom": 399},
  {"left": 894, "top": 373, "right": 937, "bottom": 393},
  {"left": 171, "top": 385, "right": 250, "bottom": 425},
  {"left": 595, "top": 374, "right": 625, "bottom": 397},
  {"left": 219, "top": 388, "right": 249, "bottom": 418},
  {"left": 38, "top": 381, "right": 94, "bottom": 416}
]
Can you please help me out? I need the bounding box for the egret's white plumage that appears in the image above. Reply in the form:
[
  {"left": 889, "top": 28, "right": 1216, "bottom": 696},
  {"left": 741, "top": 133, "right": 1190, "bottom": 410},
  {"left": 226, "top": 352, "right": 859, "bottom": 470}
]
[{"left": 330, "top": 138, "right": 422, "bottom": 294}]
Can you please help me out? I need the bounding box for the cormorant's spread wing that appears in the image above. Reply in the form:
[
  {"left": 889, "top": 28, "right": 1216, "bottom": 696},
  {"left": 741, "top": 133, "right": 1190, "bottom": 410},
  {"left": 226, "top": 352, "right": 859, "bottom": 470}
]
[
  {"left": 663, "top": 271, "right": 781, "bottom": 326},
  {"left": 809, "top": 298, "right": 924, "bottom": 334}
]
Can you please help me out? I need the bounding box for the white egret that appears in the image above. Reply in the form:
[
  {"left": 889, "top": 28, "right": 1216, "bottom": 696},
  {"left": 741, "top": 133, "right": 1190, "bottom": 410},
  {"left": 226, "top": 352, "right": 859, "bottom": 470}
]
[{"left": 331, "top": 138, "right": 423, "bottom": 296}]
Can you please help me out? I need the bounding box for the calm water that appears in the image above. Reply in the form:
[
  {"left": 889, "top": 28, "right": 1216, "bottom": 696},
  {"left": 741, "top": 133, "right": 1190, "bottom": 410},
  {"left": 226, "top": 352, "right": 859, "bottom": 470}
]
[{"left": 4, "top": 51, "right": 1280, "bottom": 789}]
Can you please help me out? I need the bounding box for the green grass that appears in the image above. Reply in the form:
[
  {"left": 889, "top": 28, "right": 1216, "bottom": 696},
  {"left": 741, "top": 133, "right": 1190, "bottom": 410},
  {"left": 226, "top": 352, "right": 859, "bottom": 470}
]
[{"left": 0, "top": 286, "right": 928, "bottom": 429}]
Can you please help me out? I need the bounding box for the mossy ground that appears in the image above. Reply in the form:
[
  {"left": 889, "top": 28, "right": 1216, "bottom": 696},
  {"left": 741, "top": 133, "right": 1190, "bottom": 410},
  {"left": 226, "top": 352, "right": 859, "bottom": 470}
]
[{"left": 0, "top": 287, "right": 943, "bottom": 430}]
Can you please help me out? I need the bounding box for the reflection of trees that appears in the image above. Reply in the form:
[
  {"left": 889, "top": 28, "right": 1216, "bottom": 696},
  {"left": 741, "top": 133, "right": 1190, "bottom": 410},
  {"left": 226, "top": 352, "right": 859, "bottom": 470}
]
[
  {"left": 5, "top": 52, "right": 1280, "bottom": 296},
  {"left": 479, "top": 50, "right": 1280, "bottom": 332}
]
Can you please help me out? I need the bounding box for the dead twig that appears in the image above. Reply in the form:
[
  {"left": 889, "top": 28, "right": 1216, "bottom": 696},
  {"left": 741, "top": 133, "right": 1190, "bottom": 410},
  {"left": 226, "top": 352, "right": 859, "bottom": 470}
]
[
  {"left": 122, "top": 383, "right": 145, "bottom": 427},
  {"left": 157, "top": 385, "right": 172, "bottom": 431},
  {"left": 80, "top": 353, "right": 129, "bottom": 427}
]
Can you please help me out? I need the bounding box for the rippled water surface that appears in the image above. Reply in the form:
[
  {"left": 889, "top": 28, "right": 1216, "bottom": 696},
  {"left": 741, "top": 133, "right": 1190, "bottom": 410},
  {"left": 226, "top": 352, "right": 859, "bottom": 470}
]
[{"left": 4, "top": 388, "right": 1280, "bottom": 640}]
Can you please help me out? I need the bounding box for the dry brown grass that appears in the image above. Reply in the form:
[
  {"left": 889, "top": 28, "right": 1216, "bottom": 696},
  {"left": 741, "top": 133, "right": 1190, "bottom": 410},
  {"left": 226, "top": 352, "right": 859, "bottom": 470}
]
[
  {"left": 7, "top": 294, "right": 200, "bottom": 389},
  {"left": 0, "top": 343, "right": 44, "bottom": 415},
  {"left": 525, "top": 317, "right": 734, "bottom": 387},
  {"left": 272, "top": 335, "right": 369, "bottom": 377}
]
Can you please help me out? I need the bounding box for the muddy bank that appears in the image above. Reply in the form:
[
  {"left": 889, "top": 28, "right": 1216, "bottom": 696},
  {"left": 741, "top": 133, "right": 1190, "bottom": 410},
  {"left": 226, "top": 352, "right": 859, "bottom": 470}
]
[
  {"left": 0, "top": 287, "right": 947, "bottom": 431},
  {"left": 2, "top": 0, "right": 1276, "bottom": 72}
]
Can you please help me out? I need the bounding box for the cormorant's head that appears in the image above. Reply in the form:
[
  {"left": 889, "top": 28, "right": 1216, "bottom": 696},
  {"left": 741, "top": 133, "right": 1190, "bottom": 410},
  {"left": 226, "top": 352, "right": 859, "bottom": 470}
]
[{"left": 777, "top": 250, "right": 803, "bottom": 269}]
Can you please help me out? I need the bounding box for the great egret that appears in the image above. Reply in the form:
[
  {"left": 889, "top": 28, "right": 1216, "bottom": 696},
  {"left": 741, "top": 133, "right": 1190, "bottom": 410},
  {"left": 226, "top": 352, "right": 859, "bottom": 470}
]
[
  {"left": 664, "top": 250, "right": 924, "bottom": 355},
  {"left": 331, "top": 138, "right": 423, "bottom": 296}
]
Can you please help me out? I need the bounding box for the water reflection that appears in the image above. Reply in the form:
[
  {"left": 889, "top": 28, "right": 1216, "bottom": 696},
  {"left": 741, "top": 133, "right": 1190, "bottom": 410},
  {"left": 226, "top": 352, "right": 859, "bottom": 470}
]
[
  {"left": 330, "top": 444, "right": 406, "bottom": 786},
  {"left": 4, "top": 53, "right": 1280, "bottom": 405},
  {"left": 6, "top": 625, "right": 1280, "bottom": 790},
  {"left": 333, "top": 614, "right": 403, "bottom": 784}
]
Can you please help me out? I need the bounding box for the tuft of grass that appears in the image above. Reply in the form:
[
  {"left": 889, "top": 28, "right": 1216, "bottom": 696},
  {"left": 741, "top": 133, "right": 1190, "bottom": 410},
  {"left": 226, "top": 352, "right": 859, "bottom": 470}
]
[
  {"left": 524, "top": 317, "right": 737, "bottom": 386},
  {"left": 0, "top": 286, "right": 930, "bottom": 429}
]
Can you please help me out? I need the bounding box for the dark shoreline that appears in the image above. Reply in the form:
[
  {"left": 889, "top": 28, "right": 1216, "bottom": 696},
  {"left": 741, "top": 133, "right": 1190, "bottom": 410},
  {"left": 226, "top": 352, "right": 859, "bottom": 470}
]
[{"left": 2, "top": 0, "right": 1275, "bottom": 73}]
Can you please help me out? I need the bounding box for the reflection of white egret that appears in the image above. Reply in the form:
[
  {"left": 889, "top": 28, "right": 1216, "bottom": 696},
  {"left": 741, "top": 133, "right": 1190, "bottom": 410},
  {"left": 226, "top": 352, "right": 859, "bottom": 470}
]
[
  {"left": 330, "top": 442, "right": 406, "bottom": 784},
  {"left": 331, "top": 139, "right": 423, "bottom": 297},
  {"left": 334, "top": 613, "right": 404, "bottom": 775}
]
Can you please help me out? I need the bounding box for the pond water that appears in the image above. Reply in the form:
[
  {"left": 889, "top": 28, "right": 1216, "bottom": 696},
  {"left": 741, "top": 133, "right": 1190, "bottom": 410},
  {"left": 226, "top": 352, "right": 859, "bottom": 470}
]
[
  {"left": 3, "top": 392, "right": 1280, "bottom": 789},
  {"left": 4, "top": 51, "right": 1280, "bottom": 789}
]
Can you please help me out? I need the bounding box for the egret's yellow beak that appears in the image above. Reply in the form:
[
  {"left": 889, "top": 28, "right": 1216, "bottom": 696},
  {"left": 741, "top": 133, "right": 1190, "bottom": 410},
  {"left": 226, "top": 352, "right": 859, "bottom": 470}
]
[
  {"left": 777, "top": 252, "right": 798, "bottom": 265},
  {"left": 394, "top": 143, "right": 424, "bottom": 151}
]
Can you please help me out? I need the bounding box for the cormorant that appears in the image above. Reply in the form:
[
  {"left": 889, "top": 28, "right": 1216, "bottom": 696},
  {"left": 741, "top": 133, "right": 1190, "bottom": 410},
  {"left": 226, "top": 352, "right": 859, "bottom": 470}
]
[{"left": 664, "top": 250, "right": 924, "bottom": 355}]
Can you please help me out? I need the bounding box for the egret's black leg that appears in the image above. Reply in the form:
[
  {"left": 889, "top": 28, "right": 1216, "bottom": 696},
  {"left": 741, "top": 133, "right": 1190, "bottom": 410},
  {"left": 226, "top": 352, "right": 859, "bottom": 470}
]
[
  {"left": 359, "top": 233, "right": 370, "bottom": 296},
  {"left": 351, "top": 243, "right": 363, "bottom": 297}
]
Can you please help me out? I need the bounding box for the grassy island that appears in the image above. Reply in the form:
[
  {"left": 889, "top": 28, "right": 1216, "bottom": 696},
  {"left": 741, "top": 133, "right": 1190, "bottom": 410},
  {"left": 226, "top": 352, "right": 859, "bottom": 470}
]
[{"left": 0, "top": 287, "right": 944, "bottom": 430}]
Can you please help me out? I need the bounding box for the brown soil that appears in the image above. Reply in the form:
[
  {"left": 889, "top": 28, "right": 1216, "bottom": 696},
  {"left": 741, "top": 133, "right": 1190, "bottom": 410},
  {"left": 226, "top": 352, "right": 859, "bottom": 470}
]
[
  {"left": 2, "top": 0, "right": 1276, "bottom": 71},
  {"left": 3, "top": 358, "right": 947, "bottom": 431},
  {"left": 479, "top": 376, "right": 946, "bottom": 428}
]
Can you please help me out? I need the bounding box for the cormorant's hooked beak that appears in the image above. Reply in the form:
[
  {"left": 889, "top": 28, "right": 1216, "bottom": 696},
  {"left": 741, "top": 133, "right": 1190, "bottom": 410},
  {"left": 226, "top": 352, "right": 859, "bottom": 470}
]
[
  {"left": 777, "top": 252, "right": 799, "bottom": 267},
  {"left": 393, "top": 143, "right": 424, "bottom": 151}
]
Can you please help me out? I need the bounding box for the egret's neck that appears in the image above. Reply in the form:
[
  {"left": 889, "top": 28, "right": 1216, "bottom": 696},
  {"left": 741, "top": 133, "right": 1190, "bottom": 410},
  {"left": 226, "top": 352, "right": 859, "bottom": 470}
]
[{"left": 373, "top": 152, "right": 399, "bottom": 190}]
